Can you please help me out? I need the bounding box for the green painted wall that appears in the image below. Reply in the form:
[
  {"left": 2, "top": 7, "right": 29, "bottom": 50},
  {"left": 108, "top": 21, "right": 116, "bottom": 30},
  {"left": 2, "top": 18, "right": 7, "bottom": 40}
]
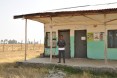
[
  {"left": 44, "top": 48, "right": 58, "bottom": 56},
  {"left": 87, "top": 41, "right": 117, "bottom": 60},
  {"left": 107, "top": 48, "right": 117, "bottom": 60},
  {"left": 87, "top": 41, "right": 105, "bottom": 59},
  {"left": 70, "top": 36, "right": 74, "bottom": 58},
  {"left": 44, "top": 37, "right": 58, "bottom": 56},
  {"left": 55, "top": 37, "right": 58, "bottom": 56},
  {"left": 44, "top": 36, "right": 75, "bottom": 57},
  {"left": 44, "top": 36, "right": 117, "bottom": 60}
]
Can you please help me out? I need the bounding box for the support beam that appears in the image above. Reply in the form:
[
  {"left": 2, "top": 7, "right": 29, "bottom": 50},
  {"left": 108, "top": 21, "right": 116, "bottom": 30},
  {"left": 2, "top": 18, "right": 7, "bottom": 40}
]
[
  {"left": 50, "top": 17, "right": 53, "bottom": 62},
  {"left": 82, "top": 15, "right": 102, "bottom": 23},
  {"left": 25, "top": 19, "right": 27, "bottom": 61},
  {"left": 104, "top": 14, "right": 108, "bottom": 64},
  {"left": 50, "top": 26, "right": 53, "bottom": 62},
  {"left": 105, "top": 18, "right": 117, "bottom": 23}
]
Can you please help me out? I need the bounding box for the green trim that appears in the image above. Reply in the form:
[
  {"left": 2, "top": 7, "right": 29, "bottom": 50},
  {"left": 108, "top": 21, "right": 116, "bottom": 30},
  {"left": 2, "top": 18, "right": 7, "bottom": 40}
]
[
  {"left": 107, "top": 48, "right": 117, "bottom": 60},
  {"left": 44, "top": 36, "right": 75, "bottom": 58},
  {"left": 70, "top": 36, "right": 74, "bottom": 58},
  {"left": 44, "top": 48, "right": 58, "bottom": 56},
  {"left": 87, "top": 41, "right": 104, "bottom": 59},
  {"left": 56, "top": 37, "right": 58, "bottom": 55},
  {"left": 44, "top": 37, "right": 58, "bottom": 56},
  {"left": 87, "top": 41, "right": 117, "bottom": 60},
  {"left": 44, "top": 35, "right": 117, "bottom": 60}
]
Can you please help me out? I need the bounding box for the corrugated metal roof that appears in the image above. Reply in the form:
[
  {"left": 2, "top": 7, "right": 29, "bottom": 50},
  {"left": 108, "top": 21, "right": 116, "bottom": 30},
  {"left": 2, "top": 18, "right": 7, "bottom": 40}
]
[{"left": 14, "top": 8, "right": 117, "bottom": 19}]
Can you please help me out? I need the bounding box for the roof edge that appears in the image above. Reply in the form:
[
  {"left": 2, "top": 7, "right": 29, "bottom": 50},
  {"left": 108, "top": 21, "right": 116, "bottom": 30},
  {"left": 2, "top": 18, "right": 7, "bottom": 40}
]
[{"left": 14, "top": 8, "right": 117, "bottom": 19}]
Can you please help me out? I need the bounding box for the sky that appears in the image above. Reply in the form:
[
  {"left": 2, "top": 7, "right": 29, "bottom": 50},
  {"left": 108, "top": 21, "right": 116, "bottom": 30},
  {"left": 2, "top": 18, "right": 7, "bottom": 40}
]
[{"left": 0, "top": 0, "right": 117, "bottom": 43}]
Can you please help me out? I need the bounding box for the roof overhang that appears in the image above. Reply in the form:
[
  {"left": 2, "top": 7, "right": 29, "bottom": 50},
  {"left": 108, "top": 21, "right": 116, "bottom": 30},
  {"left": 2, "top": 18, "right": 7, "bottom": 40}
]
[{"left": 14, "top": 8, "right": 117, "bottom": 25}]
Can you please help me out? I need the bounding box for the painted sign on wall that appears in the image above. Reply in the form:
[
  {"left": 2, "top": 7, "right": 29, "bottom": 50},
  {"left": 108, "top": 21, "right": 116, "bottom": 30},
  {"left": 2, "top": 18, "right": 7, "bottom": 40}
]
[
  {"left": 87, "top": 33, "right": 93, "bottom": 41},
  {"left": 94, "top": 32, "right": 100, "bottom": 41},
  {"left": 87, "top": 32, "right": 104, "bottom": 41}
]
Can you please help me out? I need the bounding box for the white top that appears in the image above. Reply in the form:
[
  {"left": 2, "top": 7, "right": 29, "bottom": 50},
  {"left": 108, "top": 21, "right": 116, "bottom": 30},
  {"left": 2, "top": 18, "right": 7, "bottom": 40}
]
[{"left": 58, "top": 47, "right": 65, "bottom": 50}]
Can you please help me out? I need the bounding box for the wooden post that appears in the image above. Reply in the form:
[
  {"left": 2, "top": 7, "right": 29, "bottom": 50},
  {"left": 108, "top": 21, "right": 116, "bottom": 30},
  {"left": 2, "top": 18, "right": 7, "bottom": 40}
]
[
  {"left": 33, "top": 39, "right": 35, "bottom": 50},
  {"left": 50, "top": 26, "right": 53, "bottom": 62},
  {"left": 40, "top": 40, "right": 41, "bottom": 44},
  {"left": 21, "top": 40, "right": 23, "bottom": 51},
  {"left": 39, "top": 40, "right": 41, "bottom": 51},
  {"left": 25, "top": 19, "right": 27, "bottom": 61},
  {"left": 12, "top": 44, "right": 13, "bottom": 51},
  {"left": 3, "top": 41, "right": 5, "bottom": 52},
  {"left": 27, "top": 39, "right": 29, "bottom": 50},
  {"left": 104, "top": 14, "right": 108, "bottom": 64},
  {"left": 50, "top": 17, "right": 53, "bottom": 62}
]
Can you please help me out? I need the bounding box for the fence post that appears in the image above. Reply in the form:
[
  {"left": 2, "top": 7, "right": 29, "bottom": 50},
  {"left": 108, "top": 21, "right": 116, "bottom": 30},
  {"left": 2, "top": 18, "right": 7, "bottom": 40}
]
[
  {"left": 33, "top": 39, "right": 35, "bottom": 50},
  {"left": 3, "top": 41, "right": 5, "bottom": 52},
  {"left": 39, "top": 40, "right": 41, "bottom": 51},
  {"left": 27, "top": 39, "right": 29, "bottom": 50},
  {"left": 21, "top": 40, "right": 23, "bottom": 51},
  {"left": 12, "top": 44, "right": 13, "bottom": 51}
]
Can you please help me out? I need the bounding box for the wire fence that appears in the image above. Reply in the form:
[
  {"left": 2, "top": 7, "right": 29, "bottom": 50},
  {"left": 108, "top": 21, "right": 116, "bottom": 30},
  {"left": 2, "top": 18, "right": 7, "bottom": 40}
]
[{"left": 0, "top": 44, "right": 44, "bottom": 52}]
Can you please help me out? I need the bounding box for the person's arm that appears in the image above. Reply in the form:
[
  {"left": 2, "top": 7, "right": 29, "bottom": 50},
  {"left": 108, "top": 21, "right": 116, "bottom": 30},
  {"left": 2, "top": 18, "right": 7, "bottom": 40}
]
[
  {"left": 57, "top": 40, "right": 59, "bottom": 46},
  {"left": 64, "top": 40, "right": 66, "bottom": 46}
]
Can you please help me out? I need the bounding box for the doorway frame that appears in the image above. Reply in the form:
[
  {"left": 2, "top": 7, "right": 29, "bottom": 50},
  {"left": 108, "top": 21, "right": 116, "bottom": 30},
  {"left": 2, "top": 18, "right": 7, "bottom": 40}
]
[
  {"left": 58, "top": 29, "right": 71, "bottom": 58},
  {"left": 74, "top": 30, "right": 87, "bottom": 58}
]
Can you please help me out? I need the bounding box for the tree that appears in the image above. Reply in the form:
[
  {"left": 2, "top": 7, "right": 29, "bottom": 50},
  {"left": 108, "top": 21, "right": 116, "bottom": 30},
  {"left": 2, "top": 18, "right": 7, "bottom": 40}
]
[
  {"left": 8, "top": 39, "right": 17, "bottom": 44},
  {"left": 4, "top": 39, "right": 8, "bottom": 44},
  {"left": 0, "top": 40, "right": 3, "bottom": 44}
]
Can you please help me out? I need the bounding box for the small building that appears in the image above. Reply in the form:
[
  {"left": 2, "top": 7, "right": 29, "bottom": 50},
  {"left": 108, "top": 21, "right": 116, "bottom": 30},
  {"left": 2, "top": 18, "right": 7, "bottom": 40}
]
[{"left": 14, "top": 8, "right": 117, "bottom": 60}]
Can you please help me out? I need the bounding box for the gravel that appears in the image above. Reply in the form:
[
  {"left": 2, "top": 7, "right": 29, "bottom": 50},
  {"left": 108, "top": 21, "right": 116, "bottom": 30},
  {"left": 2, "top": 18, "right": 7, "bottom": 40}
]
[{"left": 44, "top": 70, "right": 66, "bottom": 78}]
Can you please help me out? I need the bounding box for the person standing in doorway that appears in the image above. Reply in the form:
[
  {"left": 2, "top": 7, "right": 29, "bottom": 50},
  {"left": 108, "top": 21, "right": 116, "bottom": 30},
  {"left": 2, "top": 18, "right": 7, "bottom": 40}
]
[{"left": 57, "top": 35, "right": 66, "bottom": 63}]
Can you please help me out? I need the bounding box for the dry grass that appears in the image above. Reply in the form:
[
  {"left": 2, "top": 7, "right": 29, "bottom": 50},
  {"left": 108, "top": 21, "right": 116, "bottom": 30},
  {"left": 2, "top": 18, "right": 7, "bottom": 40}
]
[
  {"left": 66, "top": 72, "right": 106, "bottom": 78},
  {"left": 0, "top": 63, "right": 49, "bottom": 78},
  {"left": 0, "top": 44, "right": 116, "bottom": 78},
  {"left": 0, "top": 44, "right": 48, "bottom": 78},
  {"left": 0, "top": 63, "right": 113, "bottom": 78},
  {"left": 0, "top": 44, "right": 44, "bottom": 63},
  {"left": 0, "top": 44, "right": 43, "bottom": 52},
  {"left": 0, "top": 51, "right": 40, "bottom": 63},
  {"left": 66, "top": 72, "right": 92, "bottom": 78}
]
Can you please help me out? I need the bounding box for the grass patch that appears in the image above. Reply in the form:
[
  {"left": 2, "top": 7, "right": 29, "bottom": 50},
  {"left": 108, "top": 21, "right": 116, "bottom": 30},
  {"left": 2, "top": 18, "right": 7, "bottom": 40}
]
[
  {"left": 53, "top": 65, "right": 83, "bottom": 74},
  {"left": 50, "top": 65, "right": 117, "bottom": 78},
  {"left": 0, "top": 63, "right": 117, "bottom": 78},
  {"left": 0, "top": 63, "right": 49, "bottom": 78}
]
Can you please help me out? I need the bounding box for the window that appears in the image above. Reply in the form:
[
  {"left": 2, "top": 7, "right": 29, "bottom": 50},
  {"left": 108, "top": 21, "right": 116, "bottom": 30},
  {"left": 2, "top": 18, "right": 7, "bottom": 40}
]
[
  {"left": 108, "top": 30, "right": 117, "bottom": 48},
  {"left": 45, "top": 32, "right": 56, "bottom": 48},
  {"left": 52, "top": 32, "right": 56, "bottom": 47},
  {"left": 46, "top": 32, "right": 50, "bottom": 47}
]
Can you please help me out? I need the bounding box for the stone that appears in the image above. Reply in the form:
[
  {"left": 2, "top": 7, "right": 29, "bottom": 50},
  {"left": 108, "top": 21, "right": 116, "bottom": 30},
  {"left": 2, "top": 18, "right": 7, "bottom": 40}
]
[
  {"left": 58, "top": 71, "right": 66, "bottom": 76},
  {"left": 44, "top": 70, "right": 66, "bottom": 78}
]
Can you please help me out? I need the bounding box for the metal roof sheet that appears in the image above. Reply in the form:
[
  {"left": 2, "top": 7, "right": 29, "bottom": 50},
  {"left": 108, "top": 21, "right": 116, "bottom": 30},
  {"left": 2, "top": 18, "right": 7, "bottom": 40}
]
[{"left": 14, "top": 8, "right": 117, "bottom": 19}]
